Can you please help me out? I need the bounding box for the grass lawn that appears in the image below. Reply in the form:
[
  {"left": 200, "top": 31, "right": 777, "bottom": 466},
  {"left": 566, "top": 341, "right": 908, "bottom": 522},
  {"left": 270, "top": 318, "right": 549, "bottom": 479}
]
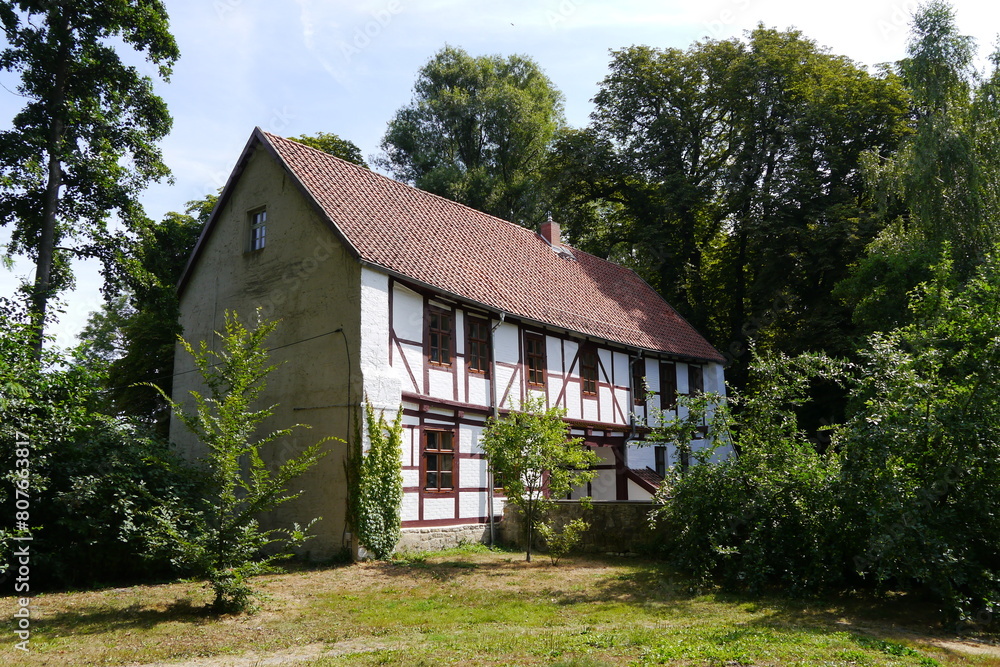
[{"left": 1, "top": 546, "right": 998, "bottom": 666}]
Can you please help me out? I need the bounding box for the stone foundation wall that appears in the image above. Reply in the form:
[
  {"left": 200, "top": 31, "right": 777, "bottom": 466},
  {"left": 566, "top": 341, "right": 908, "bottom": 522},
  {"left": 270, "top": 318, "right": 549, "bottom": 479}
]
[
  {"left": 501, "top": 501, "right": 666, "bottom": 556},
  {"left": 393, "top": 522, "right": 498, "bottom": 553}
]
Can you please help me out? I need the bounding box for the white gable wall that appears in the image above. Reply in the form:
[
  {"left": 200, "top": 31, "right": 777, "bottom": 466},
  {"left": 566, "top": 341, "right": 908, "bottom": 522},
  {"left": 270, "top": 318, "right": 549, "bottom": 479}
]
[{"left": 360, "top": 268, "right": 402, "bottom": 416}]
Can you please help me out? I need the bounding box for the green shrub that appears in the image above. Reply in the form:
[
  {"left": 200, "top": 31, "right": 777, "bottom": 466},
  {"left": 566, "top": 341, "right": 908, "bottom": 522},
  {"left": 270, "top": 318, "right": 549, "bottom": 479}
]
[
  {"left": 837, "top": 254, "right": 1000, "bottom": 623},
  {"left": 0, "top": 301, "right": 201, "bottom": 590},
  {"left": 539, "top": 517, "right": 589, "bottom": 565},
  {"left": 654, "top": 254, "right": 1000, "bottom": 623},
  {"left": 650, "top": 351, "right": 851, "bottom": 594}
]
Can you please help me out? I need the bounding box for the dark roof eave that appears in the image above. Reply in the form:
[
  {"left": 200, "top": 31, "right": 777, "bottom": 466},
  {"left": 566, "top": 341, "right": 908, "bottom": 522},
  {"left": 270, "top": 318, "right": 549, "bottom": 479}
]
[{"left": 358, "top": 258, "right": 723, "bottom": 363}]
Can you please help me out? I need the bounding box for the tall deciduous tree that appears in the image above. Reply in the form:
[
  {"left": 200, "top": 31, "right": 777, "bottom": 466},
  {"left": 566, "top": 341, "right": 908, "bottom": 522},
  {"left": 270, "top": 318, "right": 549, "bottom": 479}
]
[
  {"left": 549, "top": 28, "right": 909, "bottom": 390},
  {"left": 839, "top": 1, "right": 1000, "bottom": 332},
  {"left": 0, "top": 0, "right": 179, "bottom": 356},
  {"left": 379, "top": 46, "right": 564, "bottom": 226}
]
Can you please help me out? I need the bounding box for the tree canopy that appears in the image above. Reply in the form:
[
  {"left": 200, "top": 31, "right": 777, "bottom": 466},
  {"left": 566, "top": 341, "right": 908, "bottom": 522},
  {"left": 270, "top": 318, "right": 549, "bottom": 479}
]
[
  {"left": 76, "top": 194, "right": 211, "bottom": 434},
  {"left": 837, "top": 0, "right": 1000, "bottom": 331},
  {"left": 548, "top": 27, "right": 909, "bottom": 390},
  {"left": 379, "top": 45, "right": 565, "bottom": 226},
  {"left": 0, "top": 0, "right": 179, "bottom": 355},
  {"left": 289, "top": 132, "right": 369, "bottom": 168}
]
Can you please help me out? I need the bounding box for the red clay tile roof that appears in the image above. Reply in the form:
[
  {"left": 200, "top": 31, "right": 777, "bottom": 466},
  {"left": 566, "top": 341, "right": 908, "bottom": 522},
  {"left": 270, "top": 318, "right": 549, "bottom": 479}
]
[
  {"left": 183, "top": 128, "right": 723, "bottom": 362},
  {"left": 627, "top": 467, "right": 664, "bottom": 493}
]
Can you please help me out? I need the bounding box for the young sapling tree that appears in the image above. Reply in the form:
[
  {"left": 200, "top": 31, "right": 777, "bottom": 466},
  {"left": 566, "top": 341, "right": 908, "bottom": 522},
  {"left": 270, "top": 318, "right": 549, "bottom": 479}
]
[
  {"left": 482, "top": 396, "right": 599, "bottom": 562},
  {"left": 153, "top": 310, "right": 330, "bottom": 613}
]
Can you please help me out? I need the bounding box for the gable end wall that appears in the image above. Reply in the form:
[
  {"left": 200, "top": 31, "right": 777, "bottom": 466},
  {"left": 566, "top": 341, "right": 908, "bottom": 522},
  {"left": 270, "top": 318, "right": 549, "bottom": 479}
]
[{"left": 170, "top": 145, "right": 362, "bottom": 559}]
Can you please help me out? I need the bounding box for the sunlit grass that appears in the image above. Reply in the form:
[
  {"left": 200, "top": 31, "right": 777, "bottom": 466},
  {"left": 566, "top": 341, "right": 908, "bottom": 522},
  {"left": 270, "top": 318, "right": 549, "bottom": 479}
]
[{"left": 0, "top": 548, "right": 995, "bottom": 666}]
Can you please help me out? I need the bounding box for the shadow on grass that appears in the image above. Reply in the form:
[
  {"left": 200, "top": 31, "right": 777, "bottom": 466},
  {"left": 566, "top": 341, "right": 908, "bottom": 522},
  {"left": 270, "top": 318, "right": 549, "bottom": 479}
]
[
  {"left": 379, "top": 557, "right": 512, "bottom": 582},
  {"left": 37, "top": 598, "right": 215, "bottom": 637}
]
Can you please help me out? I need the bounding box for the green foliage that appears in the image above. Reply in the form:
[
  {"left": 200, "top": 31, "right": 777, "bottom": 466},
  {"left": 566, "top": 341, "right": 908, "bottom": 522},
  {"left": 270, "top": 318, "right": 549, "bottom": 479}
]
[
  {"left": 839, "top": 250, "right": 1000, "bottom": 622},
  {"left": 346, "top": 401, "right": 404, "bottom": 560},
  {"left": 0, "top": 299, "right": 200, "bottom": 589},
  {"left": 378, "top": 45, "right": 564, "bottom": 226},
  {"left": 537, "top": 517, "right": 589, "bottom": 566},
  {"left": 659, "top": 255, "right": 1000, "bottom": 622},
  {"left": 153, "top": 311, "right": 329, "bottom": 613},
  {"left": 652, "top": 351, "right": 850, "bottom": 594},
  {"left": 482, "top": 396, "right": 599, "bottom": 562},
  {"left": 289, "top": 132, "right": 369, "bottom": 168},
  {"left": 549, "top": 27, "right": 909, "bottom": 390},
  {"left": 0, "top": 0, "right": 178, "bottom": 350},
  {"left": 842, "top": 1, "right": 1000, "bottom": 330},
  {"left": 77, "top": 197, "right": 207, "bottom": 434}
]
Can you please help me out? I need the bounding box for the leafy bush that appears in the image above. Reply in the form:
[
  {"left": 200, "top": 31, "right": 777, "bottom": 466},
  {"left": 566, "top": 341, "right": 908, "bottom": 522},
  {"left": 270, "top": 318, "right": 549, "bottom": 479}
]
[
  {"left": 538, "top": 517, "right": 589, "bottom": 565},
  {"left": 655, "top": 254, "right": 1000, "bottom": 623},
  {"left": 651, "top": 352, "right": 850, "bottom": 594},
  {"left": 838, "top": 254, "right": 1000, "bottom": 623},
  {"left": 0, "top": 301, "right": 201, "bottom": 589}
]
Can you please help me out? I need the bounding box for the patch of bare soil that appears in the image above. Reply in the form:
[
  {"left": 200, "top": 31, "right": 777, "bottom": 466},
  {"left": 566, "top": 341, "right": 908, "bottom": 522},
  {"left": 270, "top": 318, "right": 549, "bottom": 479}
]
[
  {"left": 930, "top": 639, "right": 1000, "bottom": 658},
  {"left": 135, "top": 638, "right": 391, "bottom": 666},
  {"left": 837, "top": 619, "right": 1000, "bottom": 661}
]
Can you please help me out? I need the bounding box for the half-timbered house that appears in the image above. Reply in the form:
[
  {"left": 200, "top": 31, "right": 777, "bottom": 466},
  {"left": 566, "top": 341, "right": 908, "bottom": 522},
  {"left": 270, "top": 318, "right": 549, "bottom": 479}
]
[{"left": 171, "top": 127, "right": 728, "bottom": 557}]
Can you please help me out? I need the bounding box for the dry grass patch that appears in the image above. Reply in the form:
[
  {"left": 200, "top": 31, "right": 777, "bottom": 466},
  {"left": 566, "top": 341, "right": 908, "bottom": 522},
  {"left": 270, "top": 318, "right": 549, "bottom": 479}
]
[{"left": 0, "top": 548, "right": 997, "bottom": 666}]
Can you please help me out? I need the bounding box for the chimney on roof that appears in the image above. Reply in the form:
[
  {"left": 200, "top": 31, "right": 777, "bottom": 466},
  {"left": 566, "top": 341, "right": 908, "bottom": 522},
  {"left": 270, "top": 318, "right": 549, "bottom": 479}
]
[{"left": 540, "top": 213, "right": 560, "bottom": 247}]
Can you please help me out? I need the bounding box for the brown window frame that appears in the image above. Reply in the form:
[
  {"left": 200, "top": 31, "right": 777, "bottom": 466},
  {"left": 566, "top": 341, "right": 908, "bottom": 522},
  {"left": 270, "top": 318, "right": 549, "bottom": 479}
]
[
  {"left": 687, "top": 364, "right": 704, "bottom": 396},
  {"left": 654, "top": 445, "right": 666, "bottom": 478},
  {"left": 525, "top": 332, "right": 547, "bottom": 386},
  {"left": 466, "top": 316, "right": 490, "bottom": 375},
  {"left": 423, "top": 429, "right": 455, "bottom": 492},
  {"left": 632, "top": 357, "right": 646, "bottom": 405},
  {"left": 248, "top": 208, "right": 267, "bottom": 251},
  {"left": 660, "top": 361, "right": 678, "bottom": 410},
  {"left": 427, "top": 307, "right": 453, "bottom": 366},
  {"left": 580, "top": 345, "right": 598, "bottom": 395}
]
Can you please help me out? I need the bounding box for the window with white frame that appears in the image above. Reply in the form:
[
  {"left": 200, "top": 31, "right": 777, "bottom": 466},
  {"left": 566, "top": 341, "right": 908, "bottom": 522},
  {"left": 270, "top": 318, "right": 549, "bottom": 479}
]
[{"left": 249, "top": 208, "right": 267, "bottom": 251}]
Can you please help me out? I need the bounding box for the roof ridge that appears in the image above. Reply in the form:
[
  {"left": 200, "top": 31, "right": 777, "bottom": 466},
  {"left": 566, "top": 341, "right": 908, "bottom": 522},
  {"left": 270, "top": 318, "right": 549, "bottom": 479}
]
[
  {"left": 263, "top": 130, "right": 568, "bottom": 247},
  {"left": 264, "top": 133, "right": 668, "bottom": 271},
  {"left": 261, "top": 129, "right": 375, "bottom": 179}
]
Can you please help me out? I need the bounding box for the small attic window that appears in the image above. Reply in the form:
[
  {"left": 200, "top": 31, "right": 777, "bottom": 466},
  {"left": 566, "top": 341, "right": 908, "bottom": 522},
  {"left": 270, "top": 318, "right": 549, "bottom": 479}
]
[
  {"left": 554, "top": 246, "right": 575, "bottom": 261},
  {"left": 249, "top": 208, "right": 267, "bottom": 251}
]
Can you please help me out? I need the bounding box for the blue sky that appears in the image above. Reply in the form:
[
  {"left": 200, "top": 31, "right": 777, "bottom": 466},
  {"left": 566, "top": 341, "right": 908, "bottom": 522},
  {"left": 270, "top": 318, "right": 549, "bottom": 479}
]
[{"left": 2, "top": 0, "right": 1000, "bottom": 348}]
